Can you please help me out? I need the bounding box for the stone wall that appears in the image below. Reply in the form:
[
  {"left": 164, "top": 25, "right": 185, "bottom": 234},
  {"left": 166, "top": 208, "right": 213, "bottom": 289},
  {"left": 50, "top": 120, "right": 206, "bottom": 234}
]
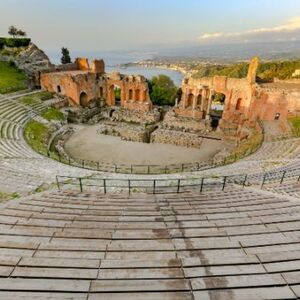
[
  {"left": 151, "top": 128, "right": 203, "bottom": 148},
  {"left": 111, "top": 107, "right": 161, "bottom": 125},
  {"left": 97, "top": 123, "right": 147, "bottom": 143},
  {"left": 41, "top": 63, "right": 154, "bottom": 113},
  {"left": 162, "top": 110, "right": 209, "bottom": 133}
]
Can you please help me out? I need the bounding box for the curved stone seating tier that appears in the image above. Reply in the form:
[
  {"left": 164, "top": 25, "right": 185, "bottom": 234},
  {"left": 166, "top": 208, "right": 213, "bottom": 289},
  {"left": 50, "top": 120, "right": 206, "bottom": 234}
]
[
  {"left": 244, "top": 138, "right": 300, "bottom": 161},
  {"left": 0, "top": 139, "right": 38, "bottom": 158},
  {"left": 0, "top": 92, "right": 95, "bottom": 194},
  {"left": 0, "top": 120, "right": 23, "bottom": 140},
  {"left": 0, "top": 188, "right": 298, "bottom": 298}
]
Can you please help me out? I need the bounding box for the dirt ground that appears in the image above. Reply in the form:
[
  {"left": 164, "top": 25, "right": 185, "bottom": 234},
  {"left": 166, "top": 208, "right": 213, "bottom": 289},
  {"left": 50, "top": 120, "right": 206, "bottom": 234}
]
[{"left": 65, "top": 125, "right": 226, "bottom": 165}]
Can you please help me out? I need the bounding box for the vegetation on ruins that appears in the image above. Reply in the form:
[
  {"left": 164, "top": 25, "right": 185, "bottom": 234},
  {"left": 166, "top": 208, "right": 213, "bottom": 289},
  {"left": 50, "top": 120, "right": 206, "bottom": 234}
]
[
  {"left": 61, "top": 47, "right": 72, "bottom": 64},
  {"left": 192, "top": 60, "right": 300, "bottom": 81},
  {"left": 0, "top": 61, "right": 27, "bottom": 93},
  {"left": 288, "top": 117, "right": 300, "bottom": 137},
  {"left": 0, "top": 37, "right": 31, "bottom": 50},
  {"left": 24, "top": 120, "right": 53, "bottom": 156},
  {"left": 21, "top": 92, "right": 54, "bottom": 106},
  {"left": 41, "top": 107, "right": 65, "bottom": 121},
  {"left": 149, "top": 74, "right": 178, "bottom": 106}
]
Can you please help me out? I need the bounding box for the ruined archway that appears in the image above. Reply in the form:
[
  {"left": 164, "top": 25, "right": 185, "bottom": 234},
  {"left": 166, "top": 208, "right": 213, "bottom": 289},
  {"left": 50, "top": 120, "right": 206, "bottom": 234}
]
[
  {"left": 236, "top": 98, "right": 242, "bottom": 110},
  {"left": 196, "top": 94, "right": 202, "bottom": 107},
  {"left": 108, "top": 84, "right": 122, "bottom": 106},
  {"left": 210, "top": 92, "right": 226, "bottom": 129},
  {"left": 129, "top": 89, "right": 133, "bottom": 100},
  {"left": 99, "top": 87, "right": 104, "bottom": 98},
  {"left": 135, "top": 89, "right": 140, "bottom": 101},
  {"left": 79, "top": 92, "right": 88, "bottom": 108},
  {"left": 187, "top": 93, "right": 194, "bottom": 108}
]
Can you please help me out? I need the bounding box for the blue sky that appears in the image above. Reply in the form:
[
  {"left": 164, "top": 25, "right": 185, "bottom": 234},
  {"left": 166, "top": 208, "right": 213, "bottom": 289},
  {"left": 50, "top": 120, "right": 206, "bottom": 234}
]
[{"left": 0, "top": 0, "right": 300, "bottom": 51}]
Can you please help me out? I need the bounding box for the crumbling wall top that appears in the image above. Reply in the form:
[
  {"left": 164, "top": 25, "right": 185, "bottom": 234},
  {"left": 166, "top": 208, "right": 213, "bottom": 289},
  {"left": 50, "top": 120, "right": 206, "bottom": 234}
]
[{"left": 247, "top": 56, "right": 260, "bottom": 84}]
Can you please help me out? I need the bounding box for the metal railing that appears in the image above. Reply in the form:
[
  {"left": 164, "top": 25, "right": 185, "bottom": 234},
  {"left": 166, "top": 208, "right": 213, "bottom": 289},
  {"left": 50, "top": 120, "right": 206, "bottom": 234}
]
[
  {"left": 56, "top": 174, "right": 248, "bottom": 194},
  {"left": 56, "top": 167, "right": 300, "bottom": 194},
  {"left": 49, "top": 152, "right": 215, "bottom": 174}
]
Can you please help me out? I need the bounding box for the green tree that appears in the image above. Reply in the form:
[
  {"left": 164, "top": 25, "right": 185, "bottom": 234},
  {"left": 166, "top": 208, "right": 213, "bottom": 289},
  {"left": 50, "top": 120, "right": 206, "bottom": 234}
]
[
  {"left": 61, "top": 47, "right": 72, "bottom": 64},
  {"left": 8, "top": 26, "right": 27, "bottom": 38},
  {"left": 16, "top": 29, "right": 26, "bottom": 37},
  {"left": 149, "top": 75, "right": 178, "bottom": 106},
  {"left": 8, "top": 26, "right": 18, "bottom": 38}
]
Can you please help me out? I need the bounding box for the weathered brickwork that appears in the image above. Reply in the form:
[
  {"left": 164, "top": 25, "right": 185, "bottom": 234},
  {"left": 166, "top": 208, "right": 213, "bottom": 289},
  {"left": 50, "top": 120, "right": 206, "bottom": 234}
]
[
  {"left": 40, "top": 58, "right": 152, "bottom": 112},
  {"left": 176, "top": 57, "right": 300, "bottom": 137}
]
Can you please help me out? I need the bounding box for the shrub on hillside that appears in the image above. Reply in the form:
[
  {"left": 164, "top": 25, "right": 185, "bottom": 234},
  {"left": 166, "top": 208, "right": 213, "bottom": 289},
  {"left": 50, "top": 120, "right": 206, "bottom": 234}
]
[{"left": 0, "top": 38, "right": 31, "bottom": 50}]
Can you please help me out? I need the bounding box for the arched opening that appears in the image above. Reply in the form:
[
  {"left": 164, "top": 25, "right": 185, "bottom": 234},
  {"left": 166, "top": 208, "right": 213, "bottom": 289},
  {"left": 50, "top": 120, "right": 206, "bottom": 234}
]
[
  {"left": 236, "top": 98, "right": 242, "bottom": 110},
  {"left": 142, "top": 90, "right": 147, "bottom": 101},
  {"left": 196, "top": 94, "right": 202, "bottom": 107},
  {"left": 129, "top": 89, "right": 133, "bottom": 100},
  {"left": 79, "top": 92, "right": 88, "bottom": 108},
  {"left": 99, "top": 86, "right": 104, "bottom": 98},
  {"left": 109, "top": 109, "right": 115, "bottom": 118},
  {"left": 57, "top": 85, "right": 61, "bottom": 93},
  {"left": 210, "top": 92, "right": 226, "bottom": 130},
  {"left": 109, "top": 84, "right": 122, "bottom": 106},
  {"left": 187, "top": 93, "right": 194, "bottom": 108},
  {"left": 135, "top": 89, "right": 140, "bottom": 101}
]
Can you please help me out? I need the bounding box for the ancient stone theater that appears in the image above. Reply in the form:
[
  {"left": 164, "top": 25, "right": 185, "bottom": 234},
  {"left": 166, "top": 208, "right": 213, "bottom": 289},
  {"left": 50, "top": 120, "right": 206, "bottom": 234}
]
[{"left": 40, "top": 56, "right": 300, "bottom": 143}]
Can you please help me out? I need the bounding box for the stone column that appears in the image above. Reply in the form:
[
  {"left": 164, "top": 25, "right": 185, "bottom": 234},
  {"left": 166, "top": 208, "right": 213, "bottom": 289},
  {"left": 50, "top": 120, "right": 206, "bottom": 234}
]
[
  {"left": 200, "top": 89, "right": 205, "bottom": 111},
  {"left": 183, "top": 89, "right": 188, "bottom": 108},
  {"left": 206, "top": 89, "right": 214, "bottom": 120}
]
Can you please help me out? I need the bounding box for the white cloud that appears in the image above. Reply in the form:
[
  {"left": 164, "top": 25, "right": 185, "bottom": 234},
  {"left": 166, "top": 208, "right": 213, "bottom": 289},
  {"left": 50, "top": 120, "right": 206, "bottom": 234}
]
[{"left": 199, "top": 17, "right": 300, "bottom": 43}]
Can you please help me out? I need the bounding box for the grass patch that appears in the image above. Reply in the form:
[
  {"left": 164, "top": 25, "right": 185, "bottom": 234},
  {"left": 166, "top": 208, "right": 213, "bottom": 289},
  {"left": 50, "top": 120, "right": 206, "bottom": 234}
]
[
  {"left": 288, "top": 117, "right": 300, "bottom": 137},
  {"left": 24, "top": 120, "right": 60, "bottom": 160},
  {"left": 24, "top": 120, "right": 52, "bottom": 156},
  {"left": 21, "top": 91, "right": 54, "bottom": 106},
  {"left": 0, "top": 191, "right": 19, "bottom": 202},
  {"left": 0, "top": 61, "right": 27, "bottom": 93},
  {"left": 41, "top": 107, "right": 65, "bottom": 121}
]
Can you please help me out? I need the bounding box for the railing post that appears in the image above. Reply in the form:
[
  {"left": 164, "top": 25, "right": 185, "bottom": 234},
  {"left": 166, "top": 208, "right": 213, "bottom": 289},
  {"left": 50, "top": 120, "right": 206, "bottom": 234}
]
[
  {"left": 200, "top": 178, "right": 204, "bottom": 193},
  {"left": 243, "top": 174, "right": 248, "bottom": 188},
  {"left": 131, "top": 165, "right": 133, "bottom": 174},
  {"left": 196, "top": 162, "right": 200, "bottom": 170},
  {"left": 114, "top": 164, "right": 117, "bottom": 173},
  {"left": 177, "top": 179, "right": 181, "bottom": 193},
  {"left": 280, "top": 170, "right": 286, "bottom": 185},
  {"left": 181, "top": 164, "right": 184, "bottom": 172},
  {"left": 153, "top": 180, "right": 156, "bottom": 194},
  {"left": 261, "top": 173, "right": 267, "bottom": 188},
  {"left": 97, "top": 162, "right": 99, "bottom": 171},
  {"left": 56, "top": 176, "right": 60, "bottom": 191},
  {"left": 103, "top": 179, "right": 106, "bottom": 194},
  {"left": 82, "top": 160, "right": 85, "bottom": 168},
  {"left": 222, "top": 176, "right": 227, "bottom": 191},
  {"left": 79, "top": 178, "right": 83, "bottom": 192},
  {"left": 128, "top": 180, "right": 131, "bottom": 195}
]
